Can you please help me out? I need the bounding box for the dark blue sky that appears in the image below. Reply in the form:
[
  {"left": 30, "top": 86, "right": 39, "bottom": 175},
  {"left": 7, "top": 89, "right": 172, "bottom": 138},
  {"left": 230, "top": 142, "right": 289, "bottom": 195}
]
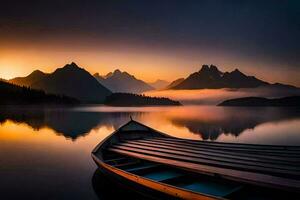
[{"left": 1, "top": 0, "right": 299, "bottom": 85}]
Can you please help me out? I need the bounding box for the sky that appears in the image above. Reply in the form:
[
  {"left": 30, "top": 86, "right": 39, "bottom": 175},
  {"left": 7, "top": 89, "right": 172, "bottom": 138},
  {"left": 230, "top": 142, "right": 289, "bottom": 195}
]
[{"left": 0, "top": 0, "right": 299, "bottom": 85}]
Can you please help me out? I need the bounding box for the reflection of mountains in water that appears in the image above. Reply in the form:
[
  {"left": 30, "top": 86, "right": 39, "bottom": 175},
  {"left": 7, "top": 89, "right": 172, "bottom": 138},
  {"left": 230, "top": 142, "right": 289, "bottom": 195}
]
[
  {"left": 1, "top": 106, "right": 300, "bottom": 142},
  {"left": 0, "top": 107, "right": 143, "bottom": 140},
  {"left": 170, "top": 107, "right": 300, "bottom": 140}
]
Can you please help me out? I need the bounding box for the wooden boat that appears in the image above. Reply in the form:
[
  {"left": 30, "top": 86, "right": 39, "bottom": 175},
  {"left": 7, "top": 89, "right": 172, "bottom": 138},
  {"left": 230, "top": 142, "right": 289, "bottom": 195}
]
[{"left": 92, "top": 119, "right": 300, "bottom": 200}]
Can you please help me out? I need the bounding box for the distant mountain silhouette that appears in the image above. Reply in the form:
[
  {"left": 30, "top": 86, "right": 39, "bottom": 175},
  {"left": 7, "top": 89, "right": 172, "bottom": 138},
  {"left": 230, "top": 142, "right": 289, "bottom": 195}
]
[
  {"left": 219, "top": 96, "right": 300, "bottom": 107},
  {"left": 171, "top": 64, "right": 272, "bottom": 89},
  {"left": 148, "top": 79, "right": 170, "bottom": 89},
  {"left": 0, "top": 80, "right": 79, "bottom": 105},
  {"left": 11, "top": 70, "right": 48, "bottom": 86},
  {"left": 104, "top": 93, "right": 181, "bottom": 106},
  {"left": 94, "top": 69, "right": 154, "bottom": 93},
  {"left": 165, "top": 78, "right": 185, "bottom": 89},
  {"left": 10, "top": 62, "right": 111, "bottom": 103}
]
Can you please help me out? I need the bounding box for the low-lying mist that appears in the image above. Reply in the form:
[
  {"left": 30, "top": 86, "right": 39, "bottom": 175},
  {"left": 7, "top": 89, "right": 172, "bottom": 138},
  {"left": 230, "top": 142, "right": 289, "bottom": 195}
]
[{"left": 144, "top": 86, "right": 300, "bottom": 105}]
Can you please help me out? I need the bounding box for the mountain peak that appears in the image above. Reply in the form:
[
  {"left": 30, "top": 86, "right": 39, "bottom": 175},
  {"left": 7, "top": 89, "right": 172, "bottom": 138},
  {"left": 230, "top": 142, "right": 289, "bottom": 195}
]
[
  {"left": 70, "top": 62, "right": 78, "bottom": 66},
  {"left": 94, "top": 69, "right": 153, "bottom": 93},
  {"left": 31, "top": 70, "right": 45, "bottom": 76},
  {"left": 199, "top": 65, "right": 210, "bottom": 73},
  {"left": 233, "top": 68, "right": 241, "bottom": 73},
  {"left": 230, "top": 68, "right": 246, "bottom": 77},
  {"left": 113, "top": 69, "right": 122, "bottom": 74},
  {"left": 32, "top": 69, "right": 43, "bottom": 73},
  {"left": 199, "top": 65, "right": 223, "bottom": 74},
  {"left": 111, "top": 69, "right": 133, "bottom": 78},
  {"left": 197, "top": 64, "right": 223, "bottom": 79},
  {"left": 54, "top": 62, "right": 83, "bottom": 74},
  {"left": 210, "top": 65, "right": 218, "bottom": 71},
  {"left": 64, "top": 62, "right": 81, "bottom": 70},
  {"left": 9, "top": 63, "right": 111, "bottom": 103}
]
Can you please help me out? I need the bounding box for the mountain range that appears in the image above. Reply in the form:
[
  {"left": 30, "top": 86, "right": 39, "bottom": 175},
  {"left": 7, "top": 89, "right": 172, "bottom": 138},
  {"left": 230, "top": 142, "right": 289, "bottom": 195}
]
[
  {"left": 8, "top": 63, "right": 299, "bottom": 104},
  {"left": 170, "top": 65, "right": 273, "bottom": 89},
  {"left": 10, "top": 62, "right": 111, "bottom": 103},
  {"left": 94, "top": 69, "right": 154, "bottom": 93}
]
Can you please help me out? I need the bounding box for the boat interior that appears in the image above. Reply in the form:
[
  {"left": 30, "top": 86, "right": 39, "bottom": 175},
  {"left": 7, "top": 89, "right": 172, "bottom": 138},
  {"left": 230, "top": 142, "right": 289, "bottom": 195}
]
[{"left": 100, "top": 147, "right": 300, "bottom": 200}]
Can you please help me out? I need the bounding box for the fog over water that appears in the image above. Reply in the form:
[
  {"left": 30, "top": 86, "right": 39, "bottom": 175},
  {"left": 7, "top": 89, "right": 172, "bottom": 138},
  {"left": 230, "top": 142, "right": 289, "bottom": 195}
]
[{"left": 145, "top": 87, "right": 300, "bottom": 105}]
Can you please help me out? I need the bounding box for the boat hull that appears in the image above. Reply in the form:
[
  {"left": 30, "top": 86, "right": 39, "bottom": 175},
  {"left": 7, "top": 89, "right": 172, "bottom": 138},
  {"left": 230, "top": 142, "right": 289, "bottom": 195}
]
[{"left": 91, "top": 120, "right": 300, "bottom": 200}]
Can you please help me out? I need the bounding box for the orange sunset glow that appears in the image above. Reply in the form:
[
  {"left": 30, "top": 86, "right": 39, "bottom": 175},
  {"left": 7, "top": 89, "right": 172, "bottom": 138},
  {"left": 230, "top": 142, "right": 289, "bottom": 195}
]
[
  {"left": 0, "top": 43, "right": 298, "bottom": 86},
  {"left": 1, "top": 1, "right": 300, "bottom": 200}
]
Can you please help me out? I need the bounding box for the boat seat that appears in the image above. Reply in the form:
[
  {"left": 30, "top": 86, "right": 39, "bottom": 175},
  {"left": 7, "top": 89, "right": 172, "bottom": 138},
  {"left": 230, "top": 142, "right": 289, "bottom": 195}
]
[
  {"left": 179, "top": 181, "right": 242, "bottom": 197},
  {"left": 126, "top": 164, "right": 159, "bottom": 173},
  {"left": 142, "top": 170, "right": 183, "bottom": 182}
]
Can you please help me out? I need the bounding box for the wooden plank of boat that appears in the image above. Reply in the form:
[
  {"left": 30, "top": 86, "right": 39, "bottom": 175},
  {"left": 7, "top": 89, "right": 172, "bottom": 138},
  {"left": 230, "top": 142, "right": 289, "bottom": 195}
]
[
  {"left": 126, "top": 140, "right": 300, "bottom": 165},
  {"left": 128, "top": 139, "right": 299, "bottom": 164},
  {"left": 144, "top": 139, "right": 300, "bottom": 162},
  {"left": 108, "top": 147, "right": 300, "bottom": 192},
  {"left": 146, "top": 138, "right": 300, "bottom": 158},
  {"left": 150, "top": 138, "right": 300, "bottom": 155},
  {"left": 151, "top": 137, "right": 300, "bottom": 152},
  {"left": 110, "top": 144, "right": 300, "bottom": 178},
  {"left": 152, "top": 136, "right": 300, "bottom": 150},
  {"left": 119, "top": 142, "right": 300, "bottom": 171}
]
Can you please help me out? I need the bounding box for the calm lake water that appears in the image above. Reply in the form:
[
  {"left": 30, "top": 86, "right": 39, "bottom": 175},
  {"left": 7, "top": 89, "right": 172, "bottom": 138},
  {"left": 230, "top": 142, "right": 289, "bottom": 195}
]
[{"left": 0, "top": 105, "right": 300, "bottom": 199}]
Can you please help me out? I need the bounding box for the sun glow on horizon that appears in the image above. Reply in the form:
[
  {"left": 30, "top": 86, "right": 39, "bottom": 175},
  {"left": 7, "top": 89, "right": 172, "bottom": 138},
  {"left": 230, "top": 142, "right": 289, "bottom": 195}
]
[
  {"left": 1, "top": 45, "right": 299, "bottom": 86},
  {"left": 0, "top": 47, "right": 192, "bottom": 82}
]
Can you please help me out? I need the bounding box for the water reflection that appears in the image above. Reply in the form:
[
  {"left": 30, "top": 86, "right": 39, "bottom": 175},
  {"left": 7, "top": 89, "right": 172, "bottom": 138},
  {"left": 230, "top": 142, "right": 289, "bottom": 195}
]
[
  {"left": 0, "top": 105, "right": 299, "bottom": 144},
  {"left": 92, "top": 169, "right": 152, "bottom": 200},
  {"left": 0, "top": 106, "right": 137, "bottom": 140},
  {"left": 1, "top": 105, "right": 300, "bottom": 199},
  {"left": 168, "top": 107, "right": 300, "bottom": 141}
]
